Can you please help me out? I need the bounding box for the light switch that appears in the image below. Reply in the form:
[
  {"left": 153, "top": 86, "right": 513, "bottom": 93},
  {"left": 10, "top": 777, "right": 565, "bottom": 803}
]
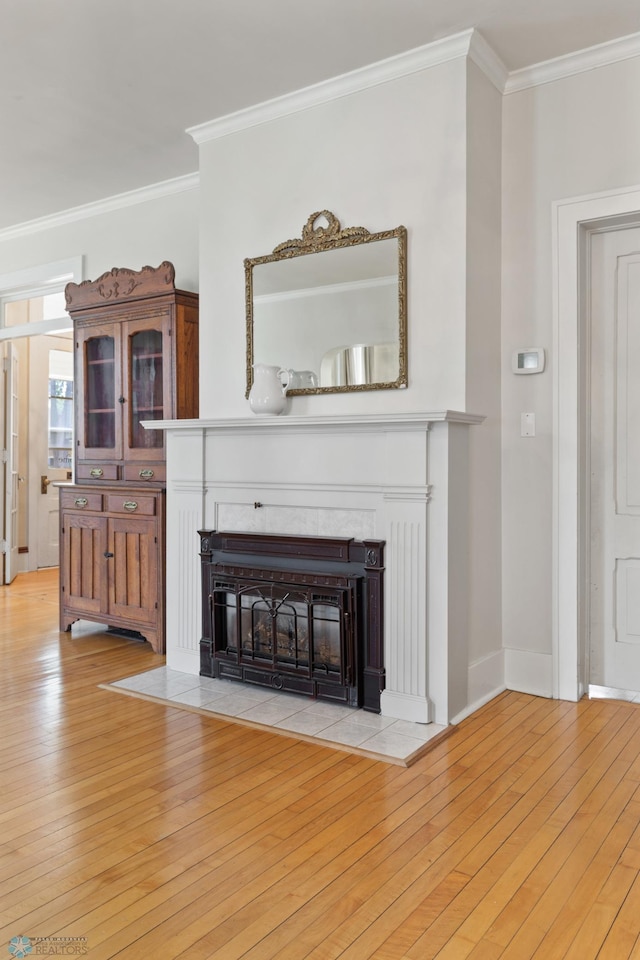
[{"left": 521, "top": 412, "right": 535, "bottom": 437}]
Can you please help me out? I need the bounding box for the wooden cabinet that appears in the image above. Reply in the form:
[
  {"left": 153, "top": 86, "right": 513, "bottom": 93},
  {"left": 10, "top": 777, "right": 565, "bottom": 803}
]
[
  {"left": 59, "top": 262, "right": 198, "bottom": 653},
  {"left": 60, "top": 486, "right": 164, "bottom": 652}
]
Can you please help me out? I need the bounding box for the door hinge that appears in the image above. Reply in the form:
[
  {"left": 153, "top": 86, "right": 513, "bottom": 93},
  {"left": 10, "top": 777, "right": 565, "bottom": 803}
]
[
  {"left": 1, "top": 449, "right": 7, "bottom": 464},
  {"left": 2, "top": 357, "right": 8, "bottom": 373},
  {"left": 0, "top": 540, "right": 7, "bottom": 555}
]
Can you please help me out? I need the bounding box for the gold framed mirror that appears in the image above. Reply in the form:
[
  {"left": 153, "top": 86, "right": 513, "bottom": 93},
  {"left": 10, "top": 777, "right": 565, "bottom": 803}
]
[{"left": 245, "top": 210, "right": 407, "bottom": 397}]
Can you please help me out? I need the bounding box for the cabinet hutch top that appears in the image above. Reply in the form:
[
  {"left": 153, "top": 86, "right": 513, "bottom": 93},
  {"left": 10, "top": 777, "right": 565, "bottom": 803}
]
[{"left": 65, "top": 261, "right": 193, "bottom": 314}]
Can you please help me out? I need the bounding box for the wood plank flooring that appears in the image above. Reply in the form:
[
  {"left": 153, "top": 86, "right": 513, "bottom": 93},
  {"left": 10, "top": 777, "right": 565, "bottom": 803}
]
[{"left": 2, "top": 568, "right": 640, "bottom": 958}]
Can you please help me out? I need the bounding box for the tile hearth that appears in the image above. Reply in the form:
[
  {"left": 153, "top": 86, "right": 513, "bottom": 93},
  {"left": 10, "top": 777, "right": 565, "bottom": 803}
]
[{"left": 105, "top": 667, "right": 450, "bottom": 766}]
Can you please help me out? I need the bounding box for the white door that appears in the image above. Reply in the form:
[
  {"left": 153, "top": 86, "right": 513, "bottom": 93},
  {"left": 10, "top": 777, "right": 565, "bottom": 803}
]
[
  {"left": 590, "top": 226, "right": 640, "bottom": 691},
  {"left": 31, "top": 338, "right": 73, "bottom": 569},
  {"left": 2, "top": 343, "right": 19, "bottom": 583}
]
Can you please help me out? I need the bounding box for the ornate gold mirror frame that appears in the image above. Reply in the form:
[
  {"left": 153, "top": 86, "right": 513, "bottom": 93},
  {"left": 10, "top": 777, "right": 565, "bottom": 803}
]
[{"left": 245, "top": 210, "right": 407, "bottom": 397}]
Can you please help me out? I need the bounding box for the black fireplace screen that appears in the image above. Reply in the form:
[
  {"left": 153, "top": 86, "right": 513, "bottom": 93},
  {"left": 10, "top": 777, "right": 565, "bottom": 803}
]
[
  {"left": 213, "top": 582, "right": 349, "bottom": 684},
  {"left": 199, "top": 531, "right": 385, "bottom": 711}
]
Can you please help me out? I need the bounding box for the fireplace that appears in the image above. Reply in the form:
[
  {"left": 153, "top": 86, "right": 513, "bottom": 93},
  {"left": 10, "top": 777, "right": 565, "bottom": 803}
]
[{"left": 199, "top": 531, "right": 385, "bottom": 711}]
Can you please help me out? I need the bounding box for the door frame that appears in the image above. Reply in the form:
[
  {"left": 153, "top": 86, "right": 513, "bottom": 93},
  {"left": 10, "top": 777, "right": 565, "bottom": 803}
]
[
  {"left": 552, "top": 184, "right": 640, "bottom": 701},
  {"left": 0, "top": 257, "right": 82, "bottom": 574},
  {"left": 31, "top": 336, "right": 74, "bottom": 570},
  {"left": 3, "top": 343, "right": 19, "bottom": 582}
]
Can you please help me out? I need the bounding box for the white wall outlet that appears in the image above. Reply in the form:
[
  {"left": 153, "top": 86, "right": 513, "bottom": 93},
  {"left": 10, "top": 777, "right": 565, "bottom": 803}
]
[{"left": 521, "top": 412, "right": 536, "bottom": 437}]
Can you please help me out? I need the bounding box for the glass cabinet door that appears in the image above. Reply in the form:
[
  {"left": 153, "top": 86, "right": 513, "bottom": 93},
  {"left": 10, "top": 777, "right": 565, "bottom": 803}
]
[
  {"left": 124, "top": 317, "right": 171, "bottom": 460},
  {"left": 129, "top": 329, "right": 163, "bottom": 449},
  {"left": 77, "top": 326, "right": 122, "bottom": 460}
]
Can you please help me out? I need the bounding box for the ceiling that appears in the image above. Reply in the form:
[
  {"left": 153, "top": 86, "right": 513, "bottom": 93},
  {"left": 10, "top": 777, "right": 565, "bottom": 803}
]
[{"left": 2, "top": 0, "right": 639, "bottom": 232}]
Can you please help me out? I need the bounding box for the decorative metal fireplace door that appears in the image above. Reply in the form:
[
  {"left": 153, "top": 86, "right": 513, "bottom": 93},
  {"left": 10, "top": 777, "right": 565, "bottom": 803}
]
[{"left": 199, "top": 531, "right": 385, "bottom": 711}]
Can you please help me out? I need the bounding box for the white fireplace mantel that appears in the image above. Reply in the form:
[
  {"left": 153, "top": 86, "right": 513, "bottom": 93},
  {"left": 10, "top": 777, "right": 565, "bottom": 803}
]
[
  {"left": 149, "top": 410, "right": 484, "bottom": 726},
  {"left": 149, "top": 410, "right": 485, "bottom": 432}
]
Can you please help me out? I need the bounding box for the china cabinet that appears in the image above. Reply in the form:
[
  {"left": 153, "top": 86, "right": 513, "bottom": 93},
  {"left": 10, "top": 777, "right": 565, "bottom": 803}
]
[
  {"left": 59, "top": 262, "right": 198, "bottom": 652},
  {"left": 69, "top": 262, "right": 198, "bottom": 483}
]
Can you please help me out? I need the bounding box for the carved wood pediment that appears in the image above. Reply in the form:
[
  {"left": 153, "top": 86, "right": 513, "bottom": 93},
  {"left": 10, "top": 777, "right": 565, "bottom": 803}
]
[{"left": 65, "top": 261, "right": 176, "bottom": 311}]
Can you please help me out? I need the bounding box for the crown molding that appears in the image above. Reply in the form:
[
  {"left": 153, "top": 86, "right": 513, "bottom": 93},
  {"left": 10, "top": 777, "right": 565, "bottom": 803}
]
[
  {"left": 188, "top": 30, "right": 480, "bottom": 144},
  {"left": 0, "top": 172, "right": 199, "bottom": 243},
  {"left": 505, "top": 30, "right": 640, "bottom": 94},
  {"left": 468, "top": 30, "right": 509, "bottom": 92},
  {"left": 2, "top": 28, "right": 637, "bottom": 243}
]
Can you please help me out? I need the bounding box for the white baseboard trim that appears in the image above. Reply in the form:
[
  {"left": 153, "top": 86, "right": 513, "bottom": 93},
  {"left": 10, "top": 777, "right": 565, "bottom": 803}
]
[
  {"left": 469, "top": 648, "right": 505, "bottom": 704},
  {"left": 504, "top": 648, "right": 553, "bottom": 698},
  {"left": 166, "top": 646, "right": 200, "bottom": 676},
  {"left": 450, "top": 684, "right": 507, "bottom": 725},
  {"left": 380, "top": 689, "right": 431, "bottom": 724}
]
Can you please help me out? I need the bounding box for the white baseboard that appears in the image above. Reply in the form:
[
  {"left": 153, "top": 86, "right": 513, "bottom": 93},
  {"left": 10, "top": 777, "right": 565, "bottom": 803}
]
[
  {"left": 450, "top": 684, "right": 507, "bottom": 725},
  {"left": 447, "top": 649, "right": 506, "bottom": 723},
  {"left": 469, "top": 648, "right": 505, "bottom": 703},
  {"left": 166, "top": 646, "right": 200, "bottom": 676},
  {"left": 504, "top": 648, "right": 553, "bottom": 698},
  {"left": 380, "top": 689, "right": 431, "bottom": 723}
]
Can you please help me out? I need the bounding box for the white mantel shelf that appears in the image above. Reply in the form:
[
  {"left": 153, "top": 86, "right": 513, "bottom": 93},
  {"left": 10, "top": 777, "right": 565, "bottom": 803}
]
[{"left": 143, "top": 410, "right": 485, "bottom": 433}]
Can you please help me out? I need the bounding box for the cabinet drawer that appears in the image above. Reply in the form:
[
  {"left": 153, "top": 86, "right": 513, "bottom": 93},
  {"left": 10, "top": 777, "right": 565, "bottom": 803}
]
[
  {"left": 76, "top": 463, "right": 120, "bottom": 482},
  {"left": 60, "top": 490, "right": 103, "bottom": 511},
  {"left": 106, "top": 494, "right": 157, "bottom": 516},
  {"left": 123, "top": 463, "right": 166, "bottom": 484}
]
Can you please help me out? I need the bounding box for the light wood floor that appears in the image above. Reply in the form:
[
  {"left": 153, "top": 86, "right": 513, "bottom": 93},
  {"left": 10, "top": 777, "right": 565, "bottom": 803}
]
[{"left": 2, "top": 570, "right": 640, "bottom": 959}]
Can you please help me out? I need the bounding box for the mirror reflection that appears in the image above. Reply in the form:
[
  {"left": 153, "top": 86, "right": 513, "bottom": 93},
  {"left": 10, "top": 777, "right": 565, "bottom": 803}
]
[{"left": 245, "top": 211, "right": 407, "bottom": 397}]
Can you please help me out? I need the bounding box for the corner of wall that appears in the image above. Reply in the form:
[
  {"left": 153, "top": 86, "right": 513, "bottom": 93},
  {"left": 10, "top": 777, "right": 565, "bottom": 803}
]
[{"left": 504, "top": 647, "right": 553, "bottom": 698}]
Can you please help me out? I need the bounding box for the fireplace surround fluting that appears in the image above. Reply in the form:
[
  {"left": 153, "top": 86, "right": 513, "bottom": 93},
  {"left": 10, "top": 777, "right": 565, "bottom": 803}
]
[{"left": 199, "top": 531, "right": 385, "bottom": 711}]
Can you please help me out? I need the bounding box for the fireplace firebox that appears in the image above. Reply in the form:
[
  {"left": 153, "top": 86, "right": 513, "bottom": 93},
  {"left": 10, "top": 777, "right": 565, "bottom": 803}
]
[{"left": 199, "top": 531, "right": 385, "bottom": 711}]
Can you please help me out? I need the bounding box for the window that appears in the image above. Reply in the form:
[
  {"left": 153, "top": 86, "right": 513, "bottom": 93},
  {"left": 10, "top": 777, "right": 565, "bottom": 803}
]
[
  {"left": 4, "top": 290, "right": 68, "bottom": 327},
  {"left": 48, "top": 349, "right": 74, "bottom": 468},
  {"left": 0, "top": 256, "right": 81, "bottom": 341}
]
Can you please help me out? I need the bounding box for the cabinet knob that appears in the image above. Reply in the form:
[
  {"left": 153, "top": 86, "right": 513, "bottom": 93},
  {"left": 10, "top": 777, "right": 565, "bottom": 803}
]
[
  {"left": 103, "top": 551, "right": 114, "bottom": 559},
  {"left": 118, "top": 396, "right": 126, "bottom": 404},
  {"left": 123, "top": 501, "right": 138, "bottom": 512},
  {"left": 74, "top": 497, "right": 88, "bottom": 508},
  {"left": 90, "top": 468, "right": 104, "bottom": 478},
  {"left": 139, "top": 469, "right": 154, "bottom": 480}
]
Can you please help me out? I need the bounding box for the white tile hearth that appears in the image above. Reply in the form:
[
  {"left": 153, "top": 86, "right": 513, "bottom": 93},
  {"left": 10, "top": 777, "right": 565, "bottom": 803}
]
[{"left": 105, "top": 667, "right": 450, "bottom": 765}]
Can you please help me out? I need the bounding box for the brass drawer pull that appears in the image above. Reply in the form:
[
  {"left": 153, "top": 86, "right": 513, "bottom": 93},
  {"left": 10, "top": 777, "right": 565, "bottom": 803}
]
[
  {"left": 74, "top": 497, "right": 88, "bottom": 508},
  {"left": 123, "top": 501, "right": 138, "bottom": 512},
  {"left": 139, "top": 468, "right": 155, "bottom": 480},
  {"left": 90, "top": 467, "right": 104, "bottom": 478}
]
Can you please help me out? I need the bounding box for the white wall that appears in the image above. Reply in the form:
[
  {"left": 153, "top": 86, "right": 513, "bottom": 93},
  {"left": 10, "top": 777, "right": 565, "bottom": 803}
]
[
  {"left": 501, "top": 56, "right": 640, "bottom": 693},
  {"left": 0, "top": 188, "right": 200, "bottom": 292},
  {"left": 464, "top": 61, "right": 504, "bottom": 707},
  {"left": 197, "top": 58, "right": 469, "bottom": 418}
]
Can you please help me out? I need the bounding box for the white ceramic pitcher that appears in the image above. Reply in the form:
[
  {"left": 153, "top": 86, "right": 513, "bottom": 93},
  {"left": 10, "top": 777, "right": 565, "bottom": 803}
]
[{"left": 248, "top": 363, "right": 290, "bottom": 415}]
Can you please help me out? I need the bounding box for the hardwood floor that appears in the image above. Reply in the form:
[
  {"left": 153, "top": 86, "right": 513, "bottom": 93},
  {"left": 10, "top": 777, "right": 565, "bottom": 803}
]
[{"left": 2, "top": 569, "right": 640, "bottom": 958}]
